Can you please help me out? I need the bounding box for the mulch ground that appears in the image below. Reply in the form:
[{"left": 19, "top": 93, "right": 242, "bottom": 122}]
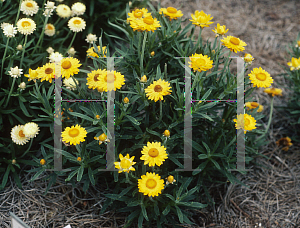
[{"left": 1, "top": 0, "right": 300, "bottom": 227}]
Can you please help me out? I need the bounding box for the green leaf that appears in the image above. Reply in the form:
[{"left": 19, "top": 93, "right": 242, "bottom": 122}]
[
  {"left": 125, "top": 115, "right": 140, "bottom": 125},
  {"left": 66, "top": 168, "right": 79, "bottom": 182},
  {"left": 138, "top": 212, "right": 144, "bottom": 228},
  {"left": 198, "top": 154, "right": 208, "bottom": 159},
  {"left": 175, "top": 206, "right": 183, "bottom": 223},
  {"left": 77, "top": 165, "right": 84, "bottom": 182},
  {"left": 164, "top": 194, "right": 175, "bottom": 201},
  {"left": 177, "top": 202, "right": 207, "bottom": 208},
  {"left": 177, "top": 177, "right": 193, "bottom": 198},
  {"left": 202, "top": 141, "right": 211, "bottom": 155},
  {"left": 141, "top": 203, "right": 149, "bottom": 221},
  {"left": 30, "top": 168, "right": 44, "bottom": 182},
  {"left": 1, "top": 165, "right": 11, "bottom": 189},
  {"left": 88, "top": 167, "right": 95, "bottom": 186},
  {"left": 162, "top": 204, "right": 170, "bottom": 216},
  {"left": 210, "top": 159, "right": 221, "bottom": 170},
  {"left": 69, "top": 112, "right": 95, "bottom": 122},
  {"left": 146, "top": 128, "right": 161, "bottom": 138}
]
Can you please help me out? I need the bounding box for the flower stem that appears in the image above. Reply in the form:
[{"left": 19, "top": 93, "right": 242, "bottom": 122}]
[
  {"left": 140, "top": 31, "right": 148, "bottom": 75},
  {"left": 125, "top": 172, "right": 133, "bottom": 184},
  {"left": 4, "top": 77, "right": 16, "bottom": 108},
  {"left": 196, "top": 27, "right": 202, "bottom": 48},
  {"left": 31, "top": 13, "right": 50, "bottom": 56},
  {"left": 83, "top": 43, "right": 91, "bottom": 69},
  {"left": 257, "top": 96, "right": 274, "bottom": 141},
  {"left": 1, "top": 37, "right": 10, "bottom": 78},
  {"left": 65, "top": 32, "right": 77, "bottom": 56},
  {"left": 14, "top": 0, "right": 22, "bottom": 26},
  {"left": 159, "top": 99, "right": 162, "bottom": 122},
  {"left": 20, "top": 35, "right": 28, "bottom": 69}
]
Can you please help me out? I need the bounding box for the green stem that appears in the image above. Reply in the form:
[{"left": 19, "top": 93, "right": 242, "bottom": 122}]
[
  {"left": 195, "top": 27, "right": 202, "bottom": 48},
  {"left": 20, "top": 35, "right": 28, "bottom": 69},
  {"left": 4, "top": 77, "right": 16, "bottom": 108},
  {"left": 257, "top": 96, "right": 274, "bottom": 141},
  {"left": 140, "top": 31, "right": 148, "bottom": 75},
  {"left": 159, "top": 99, "right": 162, "bottom": 122},
  {"left": 125, "top": 172, "right": 133, "bottom": 184},
  {"left": 14, "top": 0, "right": 22, "bottom": 26},
  {"left": 83, "top": 43, "right": 91, "bottom": 69},
  {"left": 1, "top": 37, "right": 10, "bottom": 78},
  {"left": 65, "top": 32, "right": 77, "bottom": 56}
]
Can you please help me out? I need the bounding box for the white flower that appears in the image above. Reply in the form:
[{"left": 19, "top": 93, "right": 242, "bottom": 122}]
[
  {"left": 19, "top": 82, "right": 26, "bottom": 89},
  {"left": 67, "top": 47, "right": 76, "bottom": 56},
  {"left": 46, "top": 47, "right": 54, "bottom": 54},
  {"left": 8, "top": 66, "right": 23, "bottom": 78},
  {"left": 23, "top": 122, "right": 40, "bottom": 138},
  {"left": 43, "top": 8, "right": 54, "bottom": 17},
  {"left": 63, "top": 77, "right": 78, "bottom": 90},
  {"left": 2, "top": 23, "right": 17, "bottom": 38},
  {"left": 68, "top": 17, "right": 86, "bottom": 32},
  {"left": 49, "top": 52, "right": 63, "bottom": 63},
  {"left": 1, "top": 23, "right": 9, "bottom": 30},
  {"left": 11, "top": 125, "right": 30, "bottom": 145},
  {"left": 45, "top": 1, "right": 55, "bottom": 10},
  {"left": 85, "top": 33, "right": 97, "bottom": 44},
  {"left": 71, "top": 2, "right": 86, "bottom": 16},
  {"left": 20, "top": 0, "right": 39, "bottom": 16}
]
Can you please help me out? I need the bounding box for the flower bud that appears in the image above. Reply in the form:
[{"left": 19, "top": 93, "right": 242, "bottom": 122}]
[
  {"left": 163, "top": 130, "right": 170, "bottom": 137},
  {"left": 17, "top": 45, "right": 23, "bottom": 51},
  {"left": 40, "top": 159, "right": 46, "bottom": 165},
  {"left": 18, "top": 82, "right": 26, "bottom": 89},
  {"left": 141, "top": 75, "right": 147, "bottom": 83},
  {"left": 123, "top": 97, "right": 129, "bottom": 104},
  {"left": 151, "top": 51, "right": 155, "bottom": 56}
]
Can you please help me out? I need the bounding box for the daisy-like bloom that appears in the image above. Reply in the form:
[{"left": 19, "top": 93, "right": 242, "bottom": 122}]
[
  {"left": 212, "top": 23, "right": 228, "bottom": 37},
  {"left": 97, "top": 70, "right": 125, "bottom": 92},
  {"left": 61, "top": 57, "right": 81, "bottom": 79},
  {"left": 62, "top": 124, "right": 87, "bottom": 145},
  {"left": 11, "top": 125, "right": 30, "bottom": 145},
  {"left": 23, "top": 122, "right": 39, "bottom": 138},
  {"left": 24, "top": 68, "right": 39, "bottom": 81},
  {"left": 287, "top": 57, "right": 300, "bottom": 71},
  {"left": 40, "top": 159, "right": 46, "bottom": 165},
  {"left": 127, "top": 8, "right": 151, "bottom": 22},
  {"left": 19, "top": 82, "right": 26, "bottom": 90},
  {"left": 46, "top": 47, "right": 54, "bottom": 54},
  {"left": 63, "top": 77, "right": 78, "bottom": 90},
  {"left": 276, "top": 136, "right": 293, "bottom": 151},
  {"left": 264, "top": 87, "right": 283, "bottom": 97},
  {"left": 85, "top": 33, "right": 97, "bottom": 44},
  {"left": 49, "top": 52, "right": 63, "bottom": 63},
  {"left": 68, "top": 47, "right": 76, "bottom": 56},
  {"left": 248, "top": 67, "right": 273, "bottom": 88},
  {"left": 114, "top": 154, "right": 136, "bottom": 173},
  {"left": 37, "top": 63, "right": 55, "bottom": 83},
  {"left": 17, "top": 18, "right": 36, "bottom": 35},
  {"left": 68, "top": 17, "right": 86, "bottom": 32},
  {"left": 71, "top": 2, "right": 86, "bottom": 16},
  {"left": 20, "top": 0, "right": 39, "bottom": 16},
  {"left": 56, "top": 4, "right": 71, "bottom": 18},
  {"left": 86, "top": 46, "right": 107, "bottom": 58},
  {"left": 45, "top": 23, "right": 55, "bottom": 36},
  {"left": 189, "top": 53, "right": 213, "bottom": 72},
  {"left": 221, "top": 36, "right": 247, "bottom": 53},
  {"left": 94, "top": 133, "right": 110, "bottom": 145},
  {"left": 140, "top": 75, "right": 147, "bottom": 83},
  {"left": 190, "top": 10, "right": 213, "bottom": 28},
  {"left": 244, "top": 53, "right": 254, "bottom": 64},
  {"left": 8, "top": 66, "right": 23, "bottom": 78},
  {"left": 138, "top": 172, "right": 164, "bottom": 197},
  {"left": 245, "top": 102, "right": 263, "bottom": 112},
  {"left": 159, "top": 7, "right": 183, "bottom": 20},
  {"left": 165, "top": 175, "right": 176, "bottom": 185},
  {"left": 132, "top": 15, "right": 161, "bottom": 32},
  {"left": 233, "top": 113, "right": 257, "bottom": 134},
  {"left": 140, "top": 141, "right": 168, "bottom": 167},
  {"left": 86, "top": 69, "right": 106, "bottom": 90},
  {"left": 2, "top": 23, "right": 17, "bottom": 38},
  {"left": 163, "top": 130, "right": 170, "bottom": 137},
  {"left": 45, "top": 1, "right": 55, "bottom": 10},
  {"left": 145, "top": 78, "right": 172, "bottom": 102},
  {"left": 1, "top": 22, "right": 9, "bottom": 30}
]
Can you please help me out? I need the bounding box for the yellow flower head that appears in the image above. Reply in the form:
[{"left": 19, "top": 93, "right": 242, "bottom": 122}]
[
  {"left": 244, "top": 53, "right": 254, "bottom": 64},
  {"left": 127, "top": 8, "right": 151, "bottom": 22},
  {"left": 264, "top": 87, "right": 282, "bottom": 97},
  {"left": 40, "top": 159, "right": 46, "bottom": 165},
  {"left": 245, "top": 102, "right": 263, "bottom": 112},
  {"left": 140, "top": 141, "right": 168, "bottom": 167},
  {"left": 123, "top": 97, "right": 129, "bottom": 103},
  {"left": 140, "top": 75, "right": 147, "bottom": 83},
  {"left": 163, "top": 130, "right": 170, "bottom": 137},
  {"left": 114, "top": 154, "right": 136, "bottom": 173},
  {"left": 276, "top": 137, "right": 293, "bottom": 151},
  {"left": 77, "top": 157, "right": 82, "bottom": 162},
  {"left": 130, "top": 15, "right": 161, "bottom": 32},
  {"left": 159, "top": 7, "right": 183, "bottom": 20},
  {"left": 20, "top": 0, "right": 39, "bottom": 16},
  {"left": 94, "top": 133, "right": 110, "bottom": 145},
  {"left": 166, "top": 175, "right": 176, "bottom": 185},
  {"left": 287, "top": 57, "right": 300, "bottom": 71},
  {"left": 17, "top": 18, "right": 36, "bottom": 35},
  {"left": 86, "top": 69, "right": 106, "bottom": 90},
  {"left": 45, "top": 23, "right": 55, "bottom": 36},
  {"left": 56, "top": 4, "right": 71, "bottom": 18},
  {"left": 37, "top": 63, "right": 55, "bottom": 83},
  {"left": 68, "top": 17, "right": 86, "bottom": 32},
  {"left": 189, "top": 53, "right": 213, "bottom": 72},
  {"left": 190, "top": 10, "right": 213, "bottom": 28},
  {"left": 86, "top": 46, "right": 107, "bottom": 58},
  {"left": 96, "top": 70, "right": 125, "bottom": 92},
  {"left": 138, "top": 172, "right": 165, "bottom": 197},
  {"left": 233, "top": 113, "right": 256, "bottom": 134},
  {"left": 248, "top": 67, "right": 273, "bottom": 88},
  {"left": 221, "top": 36, "right": 247, "bottom": 53},
  {"left": 212, "top": 23, "right": 228, "bottom": 37},
  {"left": 144, "top": 78, "right": 172, "bottom": 102},
  {"left": 24, "top": 68, "right": 39, "bottom": 81},
  {"left": 11, "top": 125, "right": 30, "bottom": 145},
  {"left": 61, "top": 124, "right": 87, "bottom": 145},
  {"left": 61, "top": 57, "right": 81, "bottom": 79}
]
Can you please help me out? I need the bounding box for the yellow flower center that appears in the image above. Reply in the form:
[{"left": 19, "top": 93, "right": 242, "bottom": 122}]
[
  {"left": 167, "top": 7, "right": 177, "bottom": 14},
  {"left": 250, "top": 102, "right": 259, "bottom": 108},
  {"left": 196, "top": 58, "right": 206, "bottom": 66},
  {"left": 256, "top": 73, "right": 266, "bottom": 81},
  {"left": 146, "top": 179, "right": 157, "bottom": 189},
  {"left": 120, "top": 159, "right": 131, "bottom": 169},
  {"left": 148, "top": 148, "right": 159, "bottom": 157},
  {"left": 244, "top": 118, "right": 250, "bottom": 126},
  {"left": 134, "top": 10, "right": 143, "bottom": 18},
  {"left": 167, "top": 175, "right": 174, "bottom": 183},
  {"left": 154, "top": 85, "right": 163, "bottom": 92},
  {"left": 45, "top": 68, "right": 53, "bottom": 74},
  {"left": 143, "top": 16, "right": 154, "bottom": 25},
  {"left": 62, "top": 60, "right": 72, "bottom": 69},
  {"left": 73, "top": 19, "right": 81, "bottom": 25},
  {"left": 104, "top": 74, "right": 116, "bottom": 83},
  {"left": 69, "top": 128, "right": 79, "bottom": 137},
  {"left": 93, "top": 73, "right": 100, "bottom": 81},
  {"left": 47, "top": 25, "right": 54, "bottom": 30},
  {"left": 22, "top": 21, "right": 31, "bottom": 27},
  {"left": 19, "top": 130, "right": 25, "bottom": 137},
  {"left": 230, "top": 37, "right": 240, "bottom": 45},
  {"left": 26, "top": 2, "right": 33, "bottom": 7}
]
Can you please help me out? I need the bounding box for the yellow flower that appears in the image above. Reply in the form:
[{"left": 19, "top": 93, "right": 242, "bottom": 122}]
[
  {"left": 23, "top": 122, "right": 39, "bottom": 138},
  {"left": 61, "top": 124, "right": 87, "bottom": 146},
  {"left": 189, "top": 53, "right": 213, "bottom": 72},
  {"left": 94, "top": 133, "right": 110, "bottom": 145},
  {"left": 163, "top": 130, "right": 170, "bottom": 137},
  {"left": 37, "top": 63, "right": 55, "bottom": 83},
  {"left": 245, "top": 102, "right": 263, "bottom": 112},
  {"left": 127, "top": 8, "right": 151, "bottom": 22},
  {"left": 40, "top": 159, "right": 46, "bottom": 165},
  {"left": 244, "top": 53, "right": 254, "bottom": 64},
  {"left": 145, "top": 78, "right": 172, "bottom": 102},
  {"left": 114, "top": 154, "right": 136, "bottom": 173},
  {"left": 264, "top": 87, "right": 282, "bottom": 97},
  {"left": 20, "top": 0, "right": 39, "bottom": 16},
  {"left": 96, "top": 70, "right": 125, "bottom": 92},
  {"left": 159, "top": 7, "right": 183, "bottom": 20},
  {"left": 77, "top": 157, "right": 82, "bottom": 162},
  {"left": 276, "top": 137, "right": 293, "bottom": 151},
  {"left": 95, "top": 115, "right": 100, "bottom": 119},
  {"left": 140, "top": 141, "right": 168, "bottom": 167},
  {"left": 123, "top": 97, "right": 129, "bottom": 103},
  {"left": 11, "top": 125, "right": 30, "bottom": 145},
  {"left": 17, "top": 18, "right": 36, "bottom": 35},
  {"left": 295, "top": 40, "right": 300, "bottom": 48},
  {"left": 86, "top": 69, "right": 105, "bottom": 90},
  {"left": 86, "top": 46, "right": 107, "bottom": 58},
  {"left": 212, "top": 23, "right": 228, "bottom": 37},
  {"left": 221, "top": 36, "right": 247, "bottom": 53},
  {"left": 248, "top": 67, "right": 273, "bottom": 88},
  {"left": 138, "top": 172, "right": 164, "bottom": 197},
  {"left": 140, "top": 75, "right": 147, "bottom": 83},
  {"left": 45, "top": 23, "right": 55, "bottom": 36},
  {"left": 56, "top": 4, "right": 71, "bottom": 18},
  {"left": 287, "top": 57, "right": 300, "bottom": 71},
  {"left": 68, "top": 17, "right": 86, "bottom": 32},
  {"left": 151, "top": 51, "right": 155, "bottom": 57},
  {"left": 165, "top": 175, "right": 176, "bottom": 185},
  {"left": 233, "top": 113, "right": 256, "bottom": 134},
  {"left": 24, "top": 68, "right": 39, "bottom": 81},
  {"left": 61, "top": 57, "right": 81, "bottom": 79},
  {"left": 130, "top": 16, "right": 161, "bottom": 32},
  {"left": 63, "top": 77, "right": 78, "bottom": 90},
  {"left": 190, "top": 10, "right": 213, "bottom": 28}
]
